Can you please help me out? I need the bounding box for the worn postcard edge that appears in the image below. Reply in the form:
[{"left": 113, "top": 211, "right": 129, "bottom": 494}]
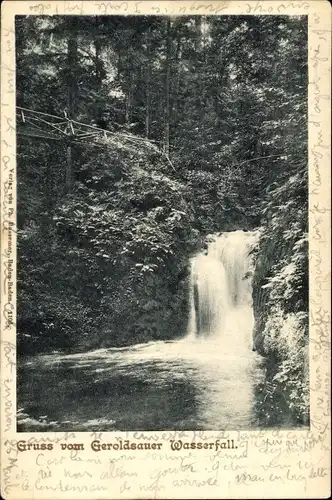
[{"left": 1, "top": 1, "right": 331, "bottom": 499}]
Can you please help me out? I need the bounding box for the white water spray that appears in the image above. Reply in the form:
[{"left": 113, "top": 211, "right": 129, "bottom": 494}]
[
  {"left": 23, "top": 231, "right": 262, "bottom": 432},
  {"left": 187, "top": 231, "right": 256, "bottom": 351}
]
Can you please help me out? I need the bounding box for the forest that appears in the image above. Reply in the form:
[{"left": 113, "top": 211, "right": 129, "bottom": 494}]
[{"left": 16, "top": 15, "right": 308, "bottom": 426}]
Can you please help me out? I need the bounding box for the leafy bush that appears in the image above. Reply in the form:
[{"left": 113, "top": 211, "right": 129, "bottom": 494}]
[{"left": 17, "top": 141, "right": 199, "bottom": 353}]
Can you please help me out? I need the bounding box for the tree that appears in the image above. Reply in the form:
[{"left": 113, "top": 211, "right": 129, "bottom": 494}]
[
  {"left": 164, "top": 18, "right": 171, "bottom": 156},
  {"left": 145, "top": 24, "right": 152, "bottom": 138},
  {"left": 16, "top": 12, "right": 307, "bottom": 404}
]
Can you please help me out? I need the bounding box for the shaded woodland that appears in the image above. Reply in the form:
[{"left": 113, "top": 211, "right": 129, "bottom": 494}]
[{"left": 16, "top": 15, "right": 308, "bottom": 424}]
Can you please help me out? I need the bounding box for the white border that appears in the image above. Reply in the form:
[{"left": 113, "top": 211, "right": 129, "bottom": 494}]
[{"left": 1, "top": 2, "right": 331, "bottom": 498}]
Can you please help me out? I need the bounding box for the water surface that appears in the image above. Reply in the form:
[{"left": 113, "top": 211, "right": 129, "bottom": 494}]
[
  {"left": 18, "top": 331, "right": 264, "bottom": 432},
  {"left": 18, "top": 231, "right": 298, "bottom": 431}
]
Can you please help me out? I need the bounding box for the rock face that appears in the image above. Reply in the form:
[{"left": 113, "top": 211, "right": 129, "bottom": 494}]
[{"left": 251, "top": 172, "right": 309, "bottom": 426}]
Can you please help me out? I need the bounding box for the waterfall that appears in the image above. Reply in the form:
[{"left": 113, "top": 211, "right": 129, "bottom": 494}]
[{"left": 187, "top": 231, "right": 256, "bottom": 350}]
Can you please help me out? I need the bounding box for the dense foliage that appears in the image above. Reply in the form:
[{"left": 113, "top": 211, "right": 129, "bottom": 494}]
[
  {"left": 252, "top": 169, "right": 309, "bottom": 425},
  {"left": 18, "top": 138, "right": 199, "bottom": 352},
  {"left": 16, "top": 14, "right": 308, "bottom": 421}
]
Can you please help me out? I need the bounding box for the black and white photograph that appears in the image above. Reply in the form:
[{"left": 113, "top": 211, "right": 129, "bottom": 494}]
[{"left": 15, "top": 13, "right": 309, "bottom": 433}]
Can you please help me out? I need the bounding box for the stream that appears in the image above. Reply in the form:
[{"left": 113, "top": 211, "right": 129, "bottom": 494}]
[{"left": 17, "top": 231, "right": 292, "bottom": 431}]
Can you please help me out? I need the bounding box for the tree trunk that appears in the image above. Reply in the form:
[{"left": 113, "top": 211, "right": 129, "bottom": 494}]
[
  {"left": 145, "top": 25, "right": 152, "bottom": 138},
  {"left": 195, "top": 17, "right": 205, "bottom": 117},
  {"left": 172, "top": 23, "right": 182, "bottom": 126},
  {"left": 164, "top": 18, "right": 171, "bottom": 156},
  {"left": 66, "top": 21, "right": 78, "bottom": 191},
  {"left": 117, "top": 52, "right": 121, "bottom": 80},
  {"left": 126, "top": 71, "right": 133, "bottom": 124},
  {"left": 66, "top": 145, "right": 72, "bottom": 192},
  {"left": 201, "top": 17, "right": 207, "bottom": 108},
  {"left": 67, "top": 25, "right": 78, "bottom": 120},
  {"left": 94, "top": 16, "right": 102, "bottom": 87},
  {"left": 93, "top": 16, "right": 103, "bottom": 126}
]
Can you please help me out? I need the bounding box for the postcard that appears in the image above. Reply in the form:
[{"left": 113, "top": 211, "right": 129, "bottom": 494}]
[{"left": 1, "top": 1, "right": 331, "bottom": 498}]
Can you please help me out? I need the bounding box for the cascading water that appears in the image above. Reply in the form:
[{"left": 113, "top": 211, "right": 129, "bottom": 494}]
[
  {"left": 187, "top": 230, "right": 256, "bottom": 351},
  {"left": 19, "top": 229, "right": 264, "bottom": 432}
]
